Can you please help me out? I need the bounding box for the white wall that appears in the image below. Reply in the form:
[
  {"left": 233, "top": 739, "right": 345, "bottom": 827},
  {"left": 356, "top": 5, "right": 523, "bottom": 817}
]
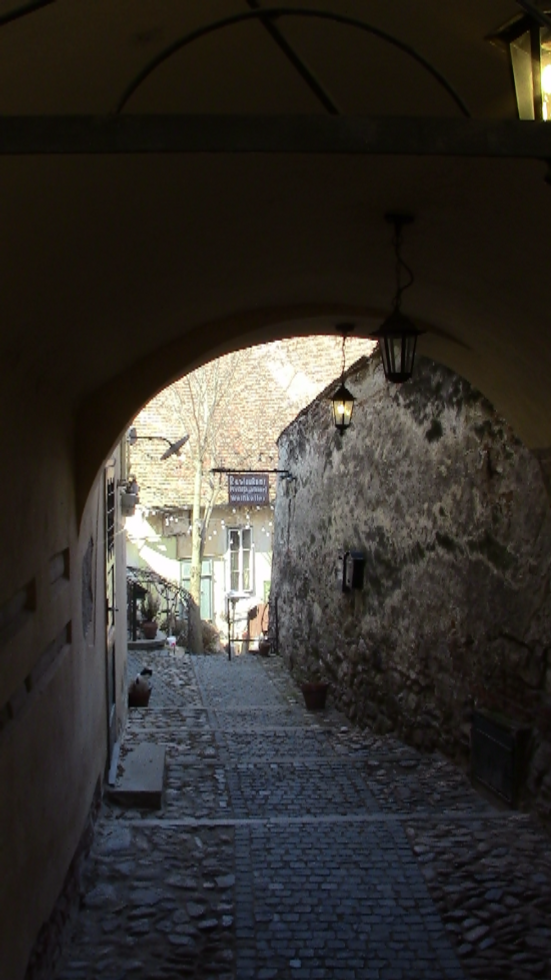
[{"left": 127, "top": 504, "right": 273, "bottom": 639}]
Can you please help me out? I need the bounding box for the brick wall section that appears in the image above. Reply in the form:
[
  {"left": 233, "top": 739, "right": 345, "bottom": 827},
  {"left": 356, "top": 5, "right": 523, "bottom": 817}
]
[
  {"left": 129, "top": 336, "right": 371, "bottom": 510},
  {"left": 271, "top": 353, "right": 551, "bottom": 822}
]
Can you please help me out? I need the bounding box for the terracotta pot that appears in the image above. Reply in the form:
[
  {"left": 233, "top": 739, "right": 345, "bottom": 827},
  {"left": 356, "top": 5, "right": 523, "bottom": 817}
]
[
  {"left": 301, "top": 682, "right": 329, "bottom": 710},
  {"left": 258, "top": 640, "right": 271, "bottom": 656},
  {"left": 142, "top": 620, "right": 158, "bottom": 640}
]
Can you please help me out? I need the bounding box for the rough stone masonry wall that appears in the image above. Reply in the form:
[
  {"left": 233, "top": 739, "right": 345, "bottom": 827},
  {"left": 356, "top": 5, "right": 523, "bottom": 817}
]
[{"left": 271, "top": 355, "right": 551, "bottom": 822}]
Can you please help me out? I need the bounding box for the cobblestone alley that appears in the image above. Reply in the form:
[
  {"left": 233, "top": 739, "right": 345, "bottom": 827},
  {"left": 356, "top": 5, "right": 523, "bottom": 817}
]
[{"left": 55, "top": 650, "right": 551, "bottom": 980}]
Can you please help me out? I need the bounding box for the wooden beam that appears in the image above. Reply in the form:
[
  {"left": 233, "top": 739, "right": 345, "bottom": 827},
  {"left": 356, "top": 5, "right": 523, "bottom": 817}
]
[{"left": 0, "top": 115, "right": 551, "bottom": 158}]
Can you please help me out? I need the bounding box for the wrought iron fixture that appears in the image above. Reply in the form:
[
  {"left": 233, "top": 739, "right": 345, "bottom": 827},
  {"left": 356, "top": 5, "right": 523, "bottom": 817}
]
[
  {"left": 127, "top": 427, "right": 189, "bottom": 460},
  {"left": 488, "top": 1, "right": 551, "bottom": 120},
  {"left": 370, "top": 214, "right": 421, "bottom": 384},
  {"left": 331, "top": 323, "right": 355, "bottom": 433}
]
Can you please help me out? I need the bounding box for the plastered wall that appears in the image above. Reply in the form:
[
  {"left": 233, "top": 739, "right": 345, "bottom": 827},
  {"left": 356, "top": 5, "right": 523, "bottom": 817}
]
[{"left": 0, "top": 378, "right": 127, "bottom": 979}]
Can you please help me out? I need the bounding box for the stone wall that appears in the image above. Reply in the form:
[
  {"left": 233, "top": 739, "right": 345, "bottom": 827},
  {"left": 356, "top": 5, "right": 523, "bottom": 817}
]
[{"left": 271, "top": 355, "right": 551, "bottom": 822}]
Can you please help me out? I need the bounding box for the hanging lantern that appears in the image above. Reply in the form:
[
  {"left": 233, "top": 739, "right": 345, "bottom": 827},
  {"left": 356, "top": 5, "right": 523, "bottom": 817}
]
[
  {"left": 487, "top": 4, "right": 551, "bottom": 120},
  {"left": 331, "top": 381, "right": 356, "bottom": 433},
  {"left": 371, "top": 307, "right": 420, "bottom": 384},
  {"left": 370, "top": 213, "right": 421, "bottom": 384},
  {"left": 330, "top": 323, "right": 355, "bottom": 433}
]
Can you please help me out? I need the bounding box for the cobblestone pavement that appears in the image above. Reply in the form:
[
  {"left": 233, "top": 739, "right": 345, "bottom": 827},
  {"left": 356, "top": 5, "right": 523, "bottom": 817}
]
[{"left": 55, "top": 650, "right": 551, "bottom": 980}]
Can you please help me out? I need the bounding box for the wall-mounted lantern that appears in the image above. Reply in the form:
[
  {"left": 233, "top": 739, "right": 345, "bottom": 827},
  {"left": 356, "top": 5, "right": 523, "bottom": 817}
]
[
  {"left": 370, "top": 213, "right": 421, "bottom": 384},
  {"left": 127, "top": 426, "right": 189, "bottom": 459},
  {"left": 331, "top": 323, "right": 355, "bottom": 433},
  {"left": 488, "top": 2, "right": 551, "bottom": 120},
  {"left": 342, "top": 551, "right": 365, "bottom": 592}
]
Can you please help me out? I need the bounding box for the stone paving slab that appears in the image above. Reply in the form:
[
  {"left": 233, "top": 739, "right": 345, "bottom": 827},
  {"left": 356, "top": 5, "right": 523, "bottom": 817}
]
[
  {"left": 363, "top": 755, "right": 493, "bottom": 816},
  {"left": 215, "top": 728, "right": 338, "bottom": 761},
  {"left": 406, "top": 817, "right": 551, "bottom": 980},
  {"left": 234, "top": 821, "right": 464, "bottom": 980},
  {"left": 225, "top": 759, "right": 380, "bottom": 819},
  {"left": 128, "top": 650, "right": 203, "bottom": 710},
  {"left": 55, "top": 651, "right": 551, "bottom": 980},
  {"left": 109, "top": 742, "right": 166, "bottom": 809},
  {"left": 56, "top": 822, "right": 235, "bottom": 980}
]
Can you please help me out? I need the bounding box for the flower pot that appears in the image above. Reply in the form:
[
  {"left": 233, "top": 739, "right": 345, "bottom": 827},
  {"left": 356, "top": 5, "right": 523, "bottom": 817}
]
[
  {"left": 258, "top": 640, "right": 271, "bottom": 657},
  {"left": 142, "top": 620, "right": 158, "bottom": 640},
  {"left": 301, "top": 682, "right": 329, "bottom": 710},
  {"left": 120, "top": 491, "right": 138, "bottom": 516}
]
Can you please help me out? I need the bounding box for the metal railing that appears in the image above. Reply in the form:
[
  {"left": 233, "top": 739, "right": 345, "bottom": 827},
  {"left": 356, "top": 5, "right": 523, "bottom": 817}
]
[{"left": 126, "top": 566, "right": 191, "bottom": 645}]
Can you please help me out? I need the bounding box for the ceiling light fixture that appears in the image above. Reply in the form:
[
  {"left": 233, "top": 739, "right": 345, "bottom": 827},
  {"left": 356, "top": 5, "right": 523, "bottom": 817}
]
[
  {"left": 488, "top": 2, "right": 551, "bottom": 120},
  {"left": 331, "top": 323, "right": 356, "bottom": 433},
  {"left": 370, "top": 213, "right": 421, "bottom": 384}
]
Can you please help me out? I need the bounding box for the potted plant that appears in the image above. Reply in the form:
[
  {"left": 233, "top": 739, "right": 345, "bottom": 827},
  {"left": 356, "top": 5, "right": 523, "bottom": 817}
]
[
  {"left": 141, "top": 590, "right": 160, "bottom": 639},
  {"left": 301, "top": 680, "right": 329, "bottom": 710},
  {"left": 296, "top": 661, "right": 329, "bottom": 710},
  {"left": 258, "top": 633, "right": 271, "bottom": 656}
]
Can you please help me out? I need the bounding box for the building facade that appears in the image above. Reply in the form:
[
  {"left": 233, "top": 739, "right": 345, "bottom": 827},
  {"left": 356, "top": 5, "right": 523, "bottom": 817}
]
[{"left": 126, "top": 337, "right": 370, "bottom": 646}]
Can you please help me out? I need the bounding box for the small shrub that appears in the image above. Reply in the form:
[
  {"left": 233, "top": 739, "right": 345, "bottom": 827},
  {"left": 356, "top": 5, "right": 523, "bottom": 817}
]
[{"left": 202, "top": 620, "right": 222, "bottom": 653}]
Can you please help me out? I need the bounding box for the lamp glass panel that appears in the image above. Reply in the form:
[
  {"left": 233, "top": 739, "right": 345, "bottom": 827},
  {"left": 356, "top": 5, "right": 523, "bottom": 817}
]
[
  {"left": 511, "top": 30, "right": 535, "bottom": 119},
  {"left": 403, "top": 333, "right": 417, "bottom": 375},
  {"left": 334, "top": 397, "right": 354, "bottom": 428},
  {"left": 541, "top": 27, "right": 551, "bottom": 119},
  {"left": 379, "top": 333, "right": 417, "bottom": 383},
  {"left": 381, "top": 336, "right": 402, "bottom": 378},
  {"left": 331, "top": 387, "right": 354, "bottom": 430},
  {"left": 342, "top": 397, "right": 354, "bottom": 425},
  {"left": 379, "top": 337, "right": 390, "bottom": 377}
]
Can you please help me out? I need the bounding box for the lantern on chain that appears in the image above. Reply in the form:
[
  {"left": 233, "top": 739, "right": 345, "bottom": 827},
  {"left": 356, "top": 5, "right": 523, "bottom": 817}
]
[
  {"left": 330, "top": 323, "right": 355, "bottom": 433},
  {"left": 370, "top": 213, "right": 422, "bottom": 384}
]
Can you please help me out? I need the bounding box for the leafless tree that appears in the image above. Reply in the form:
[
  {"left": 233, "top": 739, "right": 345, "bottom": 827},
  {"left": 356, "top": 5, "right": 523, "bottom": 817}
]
[{"left": 164, "top": 354, "right": 241, "bottom": 650}]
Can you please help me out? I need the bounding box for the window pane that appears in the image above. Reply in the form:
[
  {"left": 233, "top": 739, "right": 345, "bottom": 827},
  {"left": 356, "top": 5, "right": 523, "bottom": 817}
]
[
  {"left": 243, "top": 548, "right": 250, "bottom": 591},
  {"left": 230, "top": 547, "right": 239, "bottom": 591}
]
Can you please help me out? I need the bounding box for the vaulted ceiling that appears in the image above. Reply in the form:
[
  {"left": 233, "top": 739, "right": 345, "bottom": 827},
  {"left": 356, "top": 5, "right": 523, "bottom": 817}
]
[{"left": 0, "top": 1, "right": 549, "bottom": 505}]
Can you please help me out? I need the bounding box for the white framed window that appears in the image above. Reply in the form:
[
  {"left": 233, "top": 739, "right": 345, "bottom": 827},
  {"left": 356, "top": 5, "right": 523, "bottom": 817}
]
[{"left": 227, "top": 527, "right": 253, "bottom": 592}]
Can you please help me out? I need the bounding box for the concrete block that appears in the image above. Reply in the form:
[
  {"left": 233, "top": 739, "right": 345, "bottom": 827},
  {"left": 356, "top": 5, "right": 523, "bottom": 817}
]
[{"left": 108, "top": 742, "right": 165, "bottom": 809}]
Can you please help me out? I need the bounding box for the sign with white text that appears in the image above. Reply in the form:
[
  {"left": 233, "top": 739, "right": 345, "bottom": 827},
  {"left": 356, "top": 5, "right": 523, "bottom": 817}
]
[{"left": 228, "top": 473, "right": 270, "bottom": 506}]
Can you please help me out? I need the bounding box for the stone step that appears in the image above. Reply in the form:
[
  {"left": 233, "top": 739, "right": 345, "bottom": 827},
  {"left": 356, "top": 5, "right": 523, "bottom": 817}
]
[
  {"left": 107, "top": 742, "right": 165, "bottom": 809},
  {"left": 127, "top": 634, "right": 166, "bottom": 651}
]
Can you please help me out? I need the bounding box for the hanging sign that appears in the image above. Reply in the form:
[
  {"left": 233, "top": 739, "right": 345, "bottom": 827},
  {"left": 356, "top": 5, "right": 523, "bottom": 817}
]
[{"left": 228, "top": 473, "right": 270, "bottom": 506}]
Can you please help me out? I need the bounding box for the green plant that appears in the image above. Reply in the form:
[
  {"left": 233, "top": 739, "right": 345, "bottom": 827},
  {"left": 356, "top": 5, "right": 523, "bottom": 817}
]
[
  {"left": 142, "top": 590, "right": 160, "bottom": 622},
  {"left": 294, "top": 658, "right": 323, "bottom": 685}
]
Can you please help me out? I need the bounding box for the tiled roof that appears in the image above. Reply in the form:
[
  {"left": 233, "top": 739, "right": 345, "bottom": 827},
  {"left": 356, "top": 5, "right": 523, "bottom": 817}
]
[{"left": 129, "top": 335, "right": 373, "bottom": 510}]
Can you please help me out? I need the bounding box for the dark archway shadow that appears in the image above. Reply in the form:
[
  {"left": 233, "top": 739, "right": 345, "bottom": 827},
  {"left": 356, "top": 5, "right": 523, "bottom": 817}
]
[{"left": 76, "top": 300, "right": 476, "bottom": 523}]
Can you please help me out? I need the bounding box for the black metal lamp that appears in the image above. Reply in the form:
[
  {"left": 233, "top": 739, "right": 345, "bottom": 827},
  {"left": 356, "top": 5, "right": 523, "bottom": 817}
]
[
  {"left": 370, "top": 213, "right": 421, "bottom": 384},
  {"left": 331, "top": 323, "right": 355, "bottom": 433},
  {"left": 127, "top": 427, "right": 189, "bottom": 459},
  {"left": 488, "top": 2, "right": 551, "bottom": 120}
]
